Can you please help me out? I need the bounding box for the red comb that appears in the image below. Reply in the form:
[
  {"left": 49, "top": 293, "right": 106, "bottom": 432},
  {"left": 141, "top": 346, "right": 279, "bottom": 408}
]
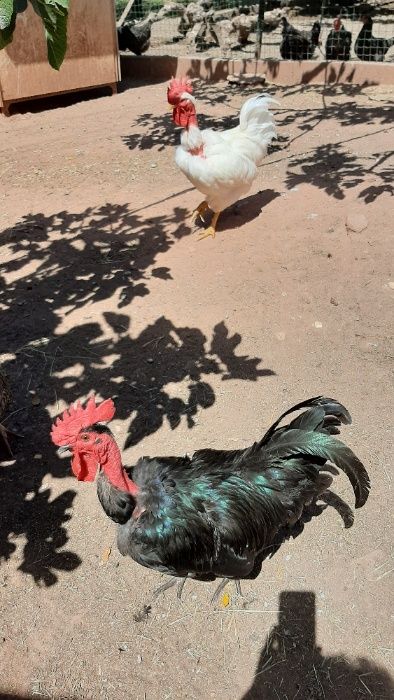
[
  {"left": 167, "top": 77, "right": 193, "bottom": 105},
  {"left": 50, "top": 395, "right": 116, "bottom": 446}
]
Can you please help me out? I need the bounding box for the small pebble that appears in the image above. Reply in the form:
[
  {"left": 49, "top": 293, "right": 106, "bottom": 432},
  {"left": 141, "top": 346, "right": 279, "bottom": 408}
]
[
  {"left": 314, "top": 321, "right": 323, "bottom": 329},
  {"left": 346, "top": 212, "right": 368, "bottom": 233}
]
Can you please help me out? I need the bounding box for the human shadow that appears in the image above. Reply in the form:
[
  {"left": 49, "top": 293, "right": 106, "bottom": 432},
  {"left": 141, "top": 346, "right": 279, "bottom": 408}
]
[
  {"left": 242, "top": 590, "right": 394, "bottom": 699},
  {"left": 0, "top": 202, "right": 274, "bottom": 586}
]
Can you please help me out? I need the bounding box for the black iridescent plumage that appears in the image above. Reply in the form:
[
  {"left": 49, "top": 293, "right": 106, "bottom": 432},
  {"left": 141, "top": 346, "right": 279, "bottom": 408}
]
[
  {"left": 280, "top": 18, "right": 321, "bottom": 60},
  {"left": 95, "top": 397, "right": 370, "bottom": 586},
  {"left": 325, "top": 23, "right": 352, "bottom": 61}
]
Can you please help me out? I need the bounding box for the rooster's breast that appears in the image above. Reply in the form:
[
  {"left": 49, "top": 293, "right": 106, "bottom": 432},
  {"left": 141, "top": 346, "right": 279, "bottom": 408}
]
[{"left": 175, "top": 145, "right": 257, "bottom": 212}]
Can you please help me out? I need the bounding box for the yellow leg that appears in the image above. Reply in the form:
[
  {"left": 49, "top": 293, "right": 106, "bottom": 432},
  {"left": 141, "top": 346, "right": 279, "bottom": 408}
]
[
  {"left": 198, "top": 211, "right": 221, "bottom": 241},
  {"left": 191, "top": 200, "right": 209, "bottom": 225}
]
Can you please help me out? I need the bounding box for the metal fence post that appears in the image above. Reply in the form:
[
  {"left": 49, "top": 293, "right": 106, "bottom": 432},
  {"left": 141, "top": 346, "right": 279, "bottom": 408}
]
[{"left": 255, "top": 0, "right": 265, "bottom": 59}]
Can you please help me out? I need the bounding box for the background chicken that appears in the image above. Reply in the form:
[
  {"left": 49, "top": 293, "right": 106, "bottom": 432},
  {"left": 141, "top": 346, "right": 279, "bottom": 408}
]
[
  {"left": 117, "top": 12, "right": 156, "bottom": 56},
  {"left": 51, "top": 395, "right": 370, "bottom": 603},
  {"left": 280, "top": 17, "right": 321, "bottom": 60},
  {"left": 355, "top": 15, "right": 394, "bottom": 62},
  {"left": 325, "top": 18, "right": 352, "bottom": 61},
  {"left": 167, "top": 78, "right": 277, "bottom": 240}
]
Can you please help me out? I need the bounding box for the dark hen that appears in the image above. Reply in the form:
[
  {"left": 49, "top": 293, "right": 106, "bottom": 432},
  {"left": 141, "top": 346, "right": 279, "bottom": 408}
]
[
  {"left": 51, "top": 395, "right": 370, "bottom": 602},
  {"left": 280, "top": 17, "right": 321, "bottom": 60},
  {"left": 355, "top": 15, "right": 394, "bottom": 62},
  {"left": 117, "top": 13, "right": 156, "bottom": 56},
  {"left": 325, "top": 18, "right": 352, "bottom": 61}
]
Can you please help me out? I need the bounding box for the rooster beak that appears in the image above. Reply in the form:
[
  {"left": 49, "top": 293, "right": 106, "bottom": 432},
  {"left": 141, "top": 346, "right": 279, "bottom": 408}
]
[
  {"left": 57, "top": 445, "right": 71, "bottom": 456},
  {"left": 168, "top": 104, "right": 173, "bottom": 112}
]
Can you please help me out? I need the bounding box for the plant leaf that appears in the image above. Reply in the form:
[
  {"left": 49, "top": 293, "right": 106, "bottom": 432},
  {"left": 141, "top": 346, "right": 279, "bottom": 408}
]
[
  {"left": 0, "top": 10, "right": 15, "bottom": 49},
  {"left": 31, "top": 0, "right": 69, "bottom": 70},
  {"left": 0, "top": 0, "right": 14, "bottom": 31}
]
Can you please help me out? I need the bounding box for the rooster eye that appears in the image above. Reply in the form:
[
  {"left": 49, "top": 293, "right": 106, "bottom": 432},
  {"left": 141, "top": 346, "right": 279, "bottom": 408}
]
[{"left": 81, "top": 434, "right": 90, "bottom": 441}]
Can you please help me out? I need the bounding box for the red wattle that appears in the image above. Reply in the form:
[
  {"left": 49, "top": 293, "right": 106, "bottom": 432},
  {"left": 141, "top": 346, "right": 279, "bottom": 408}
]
[
  {"left": 71, "top": 452, "right": 98, "bottom": 482},
  {"left": 173, "top": 100, "right": 198, "bottom": 130}
]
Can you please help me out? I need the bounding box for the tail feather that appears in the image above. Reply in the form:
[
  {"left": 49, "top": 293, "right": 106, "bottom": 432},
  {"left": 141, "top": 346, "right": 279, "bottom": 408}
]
[
  {"left": 239, "top": 94, "right": 278, "bottom": 137},
  {"left": 257, "top": 397, "right": 370, "bottom": 509},
  {"left": 260, "top": 396, "right": 351, "bottom": 444},
  {"left": 265, "top": 429, "right": 369, "bottom": 508}
]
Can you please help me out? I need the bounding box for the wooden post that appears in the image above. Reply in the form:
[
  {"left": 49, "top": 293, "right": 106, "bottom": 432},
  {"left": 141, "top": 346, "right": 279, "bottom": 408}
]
[
  {"left": 117, "top": 0, "right": 136, "bottom": 28},
  {"left": 255, "top": 0, "right": 265, "bottom": 60}
]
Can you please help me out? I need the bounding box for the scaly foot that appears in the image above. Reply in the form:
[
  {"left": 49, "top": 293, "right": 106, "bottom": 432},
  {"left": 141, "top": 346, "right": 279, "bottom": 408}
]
[
  {"left": 151, "top": 576, "right": 188, "bottom": 601},
  {"left": 191, "top": 201, "right": 208, "bottom": 226},
  {"left": 211, "top": 578, "right": 243, "bottom": 604},
  {"left": 198, "top": 211, "right": 220, "bottom": 241},
  {"left": 198, "top": 226, "right": 216, "bottom": 241}
]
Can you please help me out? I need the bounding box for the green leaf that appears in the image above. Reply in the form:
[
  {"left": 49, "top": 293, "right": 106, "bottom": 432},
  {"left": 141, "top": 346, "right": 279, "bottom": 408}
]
[
  {"left": 31, "top": 0, "right": 69, "bottom": 70},
  {"left": 0, "top": 0, "right": 14, "bottom": 30},
  {"left": 45, "top": 0, "right": 69, "bottom": 6},
  {"left": 0, "top": 10, "right": 15, "bottom": 49}
]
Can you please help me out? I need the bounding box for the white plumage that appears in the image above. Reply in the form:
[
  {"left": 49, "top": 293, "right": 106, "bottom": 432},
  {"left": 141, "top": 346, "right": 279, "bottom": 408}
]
[{"left": 173, "top": 93, "right": 278, "bottom": 237}]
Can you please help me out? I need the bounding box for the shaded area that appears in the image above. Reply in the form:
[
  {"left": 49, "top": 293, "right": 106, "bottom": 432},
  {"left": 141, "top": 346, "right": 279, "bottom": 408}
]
[
  {"left": 243, "top": 591, "right": 394, "bottom": 699},
  {"left": 0, "top": 203, "right": 273, "bottom": 585},
  {"left": 286, "top": 143, "right": 393, "bottom": 202}
]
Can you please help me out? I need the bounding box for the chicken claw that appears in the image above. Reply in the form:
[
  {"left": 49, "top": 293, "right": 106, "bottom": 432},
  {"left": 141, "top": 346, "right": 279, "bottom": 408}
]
[
  {"left": 198, "top": 227, "right": 216, "bottom": 241},
  {"left": 191, "top": 200, "right": 208, "bottom": 225},
  {"left": 198, "top": 211, "right": 220, "bottom": 241}
]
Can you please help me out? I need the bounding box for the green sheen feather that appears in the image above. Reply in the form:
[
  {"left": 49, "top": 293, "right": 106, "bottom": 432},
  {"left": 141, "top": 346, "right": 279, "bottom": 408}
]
[{"left": 263, "top": 428, "right": 369, "bottom": 508}]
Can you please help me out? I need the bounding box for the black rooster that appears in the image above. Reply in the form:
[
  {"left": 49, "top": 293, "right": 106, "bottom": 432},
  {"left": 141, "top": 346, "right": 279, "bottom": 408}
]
[
  {"left": 355, "top": 15, "right": 394, "bottom": 62},
  {"left": 325, "top": 18, "right": 352, "bottom": 61},
  {"left": 280, "top": 17, "right": 321, "bottom": 60},
  {"left": 51, "top": 395, "right": 370, "bottom": 602},
  {"left": 117, "top": 13, "right": 156, "bottom": 56}
]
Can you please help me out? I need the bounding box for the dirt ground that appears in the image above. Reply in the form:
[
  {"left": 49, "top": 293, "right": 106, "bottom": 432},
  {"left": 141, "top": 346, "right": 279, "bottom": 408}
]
[{"left": 0, "top": 78, "right": 393, "bottom": 700}]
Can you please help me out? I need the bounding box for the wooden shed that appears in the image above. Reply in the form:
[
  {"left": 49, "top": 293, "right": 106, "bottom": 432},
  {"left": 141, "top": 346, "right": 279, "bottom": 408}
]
[{"left": 0, "top": 0, "right": 120, "bottom": 115}]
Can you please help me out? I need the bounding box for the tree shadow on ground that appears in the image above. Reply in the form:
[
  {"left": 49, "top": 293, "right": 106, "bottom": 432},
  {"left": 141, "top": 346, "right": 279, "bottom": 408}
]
[
  {"left": 0, "top": 202, "right": 274, "bottom": 586},
  {"left": 242, "top": 590, "right": 394, "bottom": 699},
  {"left": 285, "top": 143, "right": 393, "bottom": 202}
]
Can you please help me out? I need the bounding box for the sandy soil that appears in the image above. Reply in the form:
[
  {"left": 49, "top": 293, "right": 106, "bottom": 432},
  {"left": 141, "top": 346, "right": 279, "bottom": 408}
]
[{"left": 0, "top": 79, "right": 393, "bottom": 700}]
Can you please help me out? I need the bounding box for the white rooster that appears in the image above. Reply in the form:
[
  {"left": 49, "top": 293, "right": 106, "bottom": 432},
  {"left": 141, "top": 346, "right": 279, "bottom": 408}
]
[{"left": 168, "top": 78, "right": 278, "bottom": 240}]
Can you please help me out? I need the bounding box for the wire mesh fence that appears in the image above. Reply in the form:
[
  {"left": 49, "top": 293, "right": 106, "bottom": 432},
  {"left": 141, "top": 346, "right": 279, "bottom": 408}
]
[{"left": 116, "top": 0, "right": 394, "bottom": 62}]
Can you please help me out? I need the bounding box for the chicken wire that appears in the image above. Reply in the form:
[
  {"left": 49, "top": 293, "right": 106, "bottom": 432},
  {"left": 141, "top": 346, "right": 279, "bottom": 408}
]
[{"left": 118, "top": 1, "right": 394, "bottom": 62}]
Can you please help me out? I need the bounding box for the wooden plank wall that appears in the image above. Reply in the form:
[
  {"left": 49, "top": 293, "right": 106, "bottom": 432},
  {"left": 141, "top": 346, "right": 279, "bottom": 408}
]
[{"left": 0, "top": 0, "right": 119, "bottom": 110}]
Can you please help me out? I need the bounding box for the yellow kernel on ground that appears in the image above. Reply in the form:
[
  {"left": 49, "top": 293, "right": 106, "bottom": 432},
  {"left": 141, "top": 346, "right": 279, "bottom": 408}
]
[
  {"left": 100, "top": 547, "right": 112, "bottom": 565},
  {"left": 221, "top": 592, "right": 230, "bottom": 608}
]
